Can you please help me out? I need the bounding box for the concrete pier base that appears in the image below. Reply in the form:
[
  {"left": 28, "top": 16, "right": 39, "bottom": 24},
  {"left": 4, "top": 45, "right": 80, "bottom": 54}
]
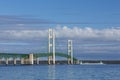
[
  {"left": 68, "top": 59, "right": 70, "bottom": 64},
  {"left": 48, "top": 56, "right": 52, "bottom": 65},
  {"left": 6, "top": 58, "right": 8, "bottom": 65},
  {"left": 14, "top": 59, "right": 16, "bottom": 65},
  {"left": 0, "top": 58, "right": 1, "bottom": 64},
  {"left": 76, "top": 60, "right": 80, "bottom": 64},
  {"left": 29, "top": 54, "right": 33, "bottom": 65},
  {"left": 48, "top": 56, "right": 51, "bottom": 65},
  {"left": 21, "top": 58, "right": 24, "bottom": 64},
  {"left": 37, "top": 58, "right": 39, "bottom": 64}
]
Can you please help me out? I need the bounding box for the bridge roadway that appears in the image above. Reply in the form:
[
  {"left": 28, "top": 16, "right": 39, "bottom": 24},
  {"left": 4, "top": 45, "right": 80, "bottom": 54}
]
[{"left": 0, "top": 53, "right": 78, "bottom": 65}]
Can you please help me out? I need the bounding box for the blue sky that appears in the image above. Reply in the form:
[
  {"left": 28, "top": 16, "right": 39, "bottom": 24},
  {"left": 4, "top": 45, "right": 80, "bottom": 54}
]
[
  {"left": 0, "top": 0, "right": 120, "bottom": 28},
  {"left": 0, "top": 0, "right": 120, "bottom": 60}
]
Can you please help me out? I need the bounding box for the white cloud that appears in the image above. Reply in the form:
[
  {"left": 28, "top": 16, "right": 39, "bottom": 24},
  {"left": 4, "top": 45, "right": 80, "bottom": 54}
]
[
  {"left": 55, "top": 26, "right": 98, "bottom": 38},
  {"left": 55, "top": 26, "right": 120, "bottom": 41},
  {"left": 0, "top": 26, "right": 120, "bottom": 41}
]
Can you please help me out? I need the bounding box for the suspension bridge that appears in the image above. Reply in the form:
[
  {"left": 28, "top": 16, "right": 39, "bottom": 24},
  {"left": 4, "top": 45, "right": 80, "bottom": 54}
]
[{"left": 0, "top": 29, "right": 79, "bottom": 65}]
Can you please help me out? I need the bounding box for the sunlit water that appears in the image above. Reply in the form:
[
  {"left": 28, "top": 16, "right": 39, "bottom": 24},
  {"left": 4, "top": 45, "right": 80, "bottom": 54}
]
[{"left": 0, "top": 65, "right": 120, "bottom": 80}]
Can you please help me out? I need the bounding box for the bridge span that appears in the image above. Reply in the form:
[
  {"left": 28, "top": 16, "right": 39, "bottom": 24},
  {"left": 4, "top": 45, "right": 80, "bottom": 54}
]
[{"left": 0, "top": 52, "right": 78, "bottom": 65}]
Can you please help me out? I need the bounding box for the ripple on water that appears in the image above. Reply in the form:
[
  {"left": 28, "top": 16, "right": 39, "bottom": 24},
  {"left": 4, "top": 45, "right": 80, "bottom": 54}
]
[{"left": 0, "top": 65, "right": 120, "bottom": 80}]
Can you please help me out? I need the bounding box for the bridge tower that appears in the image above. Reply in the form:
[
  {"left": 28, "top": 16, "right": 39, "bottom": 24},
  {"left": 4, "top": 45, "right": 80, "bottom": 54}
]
[
  {"left": 48, "top": 29, "right": 55, "bottom": 64},
  {"left": 68, "top": 40, "right": 73, "bottom": 64}
]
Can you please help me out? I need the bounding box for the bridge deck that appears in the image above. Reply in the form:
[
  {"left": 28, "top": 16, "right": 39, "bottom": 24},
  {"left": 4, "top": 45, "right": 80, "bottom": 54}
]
[{"left": 0, "top": 52, "right": 77, "bottom": 61}]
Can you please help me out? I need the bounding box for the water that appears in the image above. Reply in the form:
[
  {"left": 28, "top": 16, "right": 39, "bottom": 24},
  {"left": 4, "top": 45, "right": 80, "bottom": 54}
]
[{"left": 0, "top": 65, "right": 120, "bottom": 80}]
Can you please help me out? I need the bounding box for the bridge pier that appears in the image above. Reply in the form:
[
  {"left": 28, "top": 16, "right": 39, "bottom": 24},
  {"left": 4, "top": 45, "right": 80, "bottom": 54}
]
[
  {"left": 37, "top": 58, "right": 39, "bottom": 64},
  {"left": 0, "top": 58, "right": 1, "bottom": 64},
  {"left": 6, "top": 58, "right": 8, "bottom": 65},
  {"left": 21, "top": 58, "right": 24, "bottom": 64},
  {"left": 76, "top": 60, "right": 80, "bottom": 64},
  {"left": 29, "top": 54, "right": 33, "bottom": 65},
  {"left": 68, "top": 58, "right": 70, "bottom": 64},
  {"left": 14, "top": 58, "right": 16, "bottom": 65}
]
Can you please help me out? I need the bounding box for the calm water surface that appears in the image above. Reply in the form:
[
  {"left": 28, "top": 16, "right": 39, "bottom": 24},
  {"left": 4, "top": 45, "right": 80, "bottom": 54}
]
[{"left": 0, "top": 65, "right": 120, "bottom": 80}]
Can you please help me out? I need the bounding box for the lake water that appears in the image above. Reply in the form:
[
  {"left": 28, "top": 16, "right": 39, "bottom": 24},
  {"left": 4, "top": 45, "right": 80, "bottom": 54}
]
[{"left": 0, "top": 65, "right": 120, "bottom": 80}]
